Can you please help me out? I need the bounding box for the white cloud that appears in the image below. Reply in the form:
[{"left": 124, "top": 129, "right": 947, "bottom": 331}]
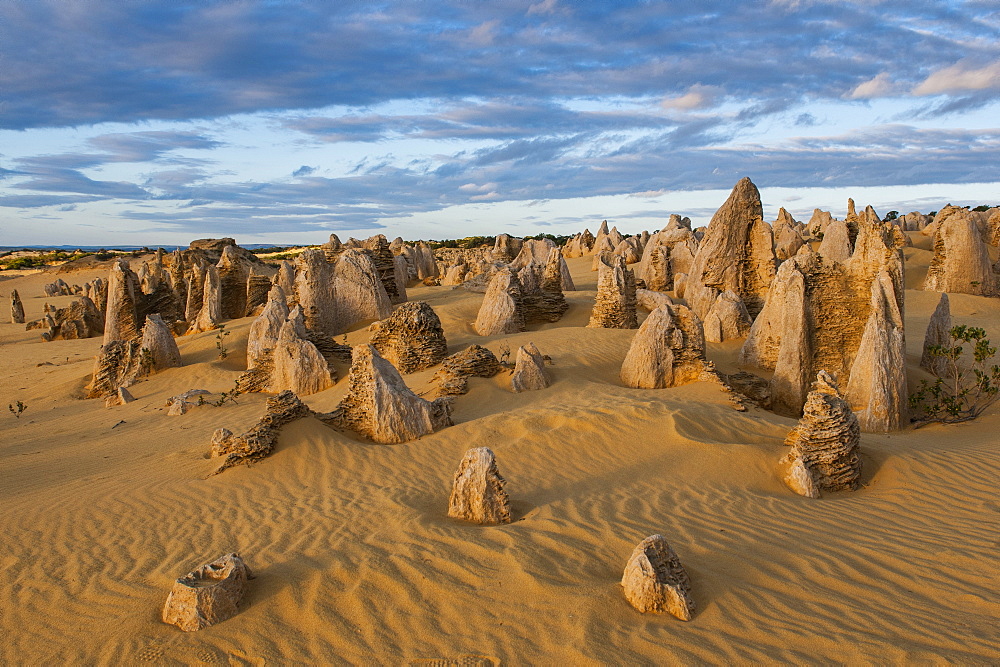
[
  {"left": 848, "top": 72, "right": 898, "bottom": 99},
  {"left": 527, "top": 0, "right": 559, "bottom": 16},
  {"left": 913, "top": 60, "right": 1000, "bottom": 96},
  {"left": 661, "top": 85, "right": 720, "bottom": 111}
]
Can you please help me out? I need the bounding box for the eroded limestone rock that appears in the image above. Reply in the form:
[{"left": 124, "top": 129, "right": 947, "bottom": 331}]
[
  {"left": 922, "top": 206, "right": 997, "bottom": 296},
  {"left": 140, "top": 313, "right": 182, "bottom": 371},
  {"left": 474, "top": 268, "right": 525, "bottom": 336},
  {"left": 447, "top": 447, "right": 511, "bottom": 525},
  {"left": 331, "top": 345, "right": 452, "bottom": 444},
  {"left": 188, "top": 264, "right": 222, "bottom": 334},
  {"left": 10, "top": 289, "right": 24, "bottom": 324},
  {"left": 621, "top": 535, "right": 694, "bottom": 620},
  {"left": 920, "top": 292, "right": 952, "bottom": 377},
  {"left": 431, "top": 345, "right": 502, "bottom": 395},
  {"left": 621, "top": 304, "right": 705, "bottom": 388},
  {"left": 510, "top": 342, "right": 551, "bottom": 393},
  {"left": 369, "top": 301, "right": 448, "bottom": 374},
  {"left": 104, "top": 260, "right": 142, "bottom": 344},
  {"left": 333, "top": 248, "right": 393, "bottom": 330},
  {"left": 702, "top": 290, "right": 752, "bottom": 343},
  {"left": 781, "top": 371, "right": 861, "bottom": 496},
  {"left": 269, "top": 307, "right": 335, "bottom": 396},
  {"left": 588, "top": 254, "right": 637, "bottom": 329},
  {"left": 162, "top": 553, "right": 253, "bottom": 632},
  {"left": 87, "top": 339, "right": 146, "bottom": 399},
  {"left": 212, "top": 391, "right": 314, "bottom": 472}
]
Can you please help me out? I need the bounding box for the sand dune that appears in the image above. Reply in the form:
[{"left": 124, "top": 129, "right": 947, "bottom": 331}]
[{"left": 0, "top": 249, "right": 997, "bottom": 664}]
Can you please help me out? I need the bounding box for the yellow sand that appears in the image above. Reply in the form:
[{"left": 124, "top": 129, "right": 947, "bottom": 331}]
[{"left": 0, "top": 246, "right": 997, "bottom": 664}]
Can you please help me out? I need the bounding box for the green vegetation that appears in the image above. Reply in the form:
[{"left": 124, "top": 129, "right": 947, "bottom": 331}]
[
  {"left": 215, "top": 325, "right": 231, "bottom": 360},
  {"left": 8, "top": 400, "right": 27, "bottom": 419},
  {"left": 909, "top": 324, "right": 1000, "bottom": 426}
]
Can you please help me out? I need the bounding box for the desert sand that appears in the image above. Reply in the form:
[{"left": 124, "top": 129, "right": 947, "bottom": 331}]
[{"left": 0, "top": 236, "right": 997, "bottom": 664}]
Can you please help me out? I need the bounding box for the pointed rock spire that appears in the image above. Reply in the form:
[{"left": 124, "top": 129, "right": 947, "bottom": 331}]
[
  {"left": 920, "top": 293, "right": 952, "bottom": 377},
  {"left": 621, "top": 535, "right": 695, "bottom": 620},
  {"left": 447, "top": 447, "right": 511, "bottom": 525},
  {"left": 620, "top": 303, "right": 705, "bottom": 388}
]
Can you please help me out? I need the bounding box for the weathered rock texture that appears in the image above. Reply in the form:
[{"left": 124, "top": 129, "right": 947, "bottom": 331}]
[
  {"left": 294, "top": 249, "right": 338, "bottom": 336},
  {"left": 245, "top": 270, "right": 272, "bottom": 316},
  {"left": 510, "top": 342, "right": 551, "bottom": 392},
  {"left": 104, "top": 260, "right": 143, "bottom": 344},
  {"left": 162, "top": 553, "right": 253, "bottom": 632},
  {"left": 621, "top": 304, "right": 706, "bottom": 388},
  {"left": 685, "top": 177, "right": 776, "bottom": 319},
  {"left": 213, "top": 391, "right": 315, "bottom": 473},
  {"left": 920, "top": 292, "right": 952, "bottom": 377},
  {"left": 521, "top": 248, "right": 569, "bottom": 324},
  {"left": 740, "top": 210, "right": 906, "bottom": 428},
  {"left": 333, "top": 248, "right": 393, "bottom": 329},
  {"left": 87, "top": 339, "right": 147, "bottom": 399},
  {"left": 188, "top": 264, "right": 222, "bottom": 333},
  {"left": 10, "top": 289, "right": 24, "bottom": 324},
  {"left": 621, "top": 535, "right": 694, "bottom": 620},
  {"left": 140, "top": 313, "right": 182, "bottom": 371},
  {"left": 702, "top": 290, "right": 752, "bottom": 343},
  {"left": 32, "top": 297, "right": 104, "bottom": 341},
  {"left": 268, "top": 307, "right": 335, "bottom": 396},
  {"left": 588, "top": 254, "right": 637, "bottom": 329},
  {"left": 246, "top": 286, "right": 290, "bottom": 370},
  {"left": 331, "top": 345, "right": 452, "bottom": 444},
  {"left": 781, "top": 371, "right": 861, "bottom": 496},
  {"left": 922, "top": 206, "right": 998, "bottom": 296},
  {"left": 774, "top": 208, "right": 805, "bottom": 260},
  {"left": 447, "top": 447, "right": 511, "bottom": 525},
  {"left": 474, "top": 268, "right": 526, "bottom": 336},
  {"left": 432, "top": 345, "right": 502, "bottom": 395},
  {"left": 492, "top": 234, "right": 524, "bottom": 263},
  {"left": 369, "top": 301, "right": 448, "bottom": 373},
  {"left": 818, "top": 219, "right": 853, "bottom": 263},
  {"left": 364, "top": 234, "right": 405, "bottom": 303}
]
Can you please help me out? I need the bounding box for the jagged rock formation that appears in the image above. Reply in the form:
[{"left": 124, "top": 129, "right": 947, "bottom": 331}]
[
  {"left": 492, "top": 234, "right": 523, "bottom": 263},
  {"left": 685, "top": 177, "right": 776, "bottom": 319},
  {"left": 140, "top": 313, "right": 182, "bottom": 371},
  {"left": 212, "top": 391, "right": 315, "bottom": 472},
  {"left": 369, "top": 301, "right": 448, "bottom": 373},
  {"left": 87, "top": 339, "right": 146, "bottom": 399},
  {"left": 431, "top": 345, "right": 502, "bottom": 395},
  {"left": 806, "top": 208, "right": 834, "bottom": 238},
  {"left": 268, "top": 307, "right": 335, "bottom": 396},
  {"left": 635, "top": 288, "right": 673, "bottom": 312},
  {"left": 740, "top": 211, "right": 906, "bottom": 427},
  {"left": 621, "top": 535, "right": 694, "bottom": 620},
  {"left": 331, "top": 345, "right": 452, "bottom": 444},
  {"left": 511, "top": 238, "right": 555, "bottom": 270},
  {"left": 188, "top": 264, "right": 222, "bottom": 333},
  {"left": 273, "top": 260, "right": 297, "bottom": 306},
  {"left": 563, "top": 229, "right": 596, "bottom": 257},
  {"left": 781, "top": 371, "right": 861, "bottom": 497},
  {"left": 774, "top": 208, "right": 805, "bottom": 260},
  {"left": 845, "top": 270, "right": 907, "bottom": 432},
  {"left": 442, "top": 264, "right": 467, "bottom": 286},
  {"left": 510, "top": 342, "right": 551, "bottom": 392},
  {"left": 363, "top": 234, "right": 405, "bottom": 303},
  {"left": 10, "top": 289, "right": 24, "bottom": 324},
  {"left": 294, "top": 249, "right": 338, "bottom": 336},
  {"left": 393, "top": 255, "right": 410, "bottom": 300},
  {"left": 702, "top": 290, "right": 752, "bottom": 343},
  {"left": 922, "top": 206, "right": 998, "bottom": 296},
  {"left": 588, "top": 254, "right": 637, "bottom": 329},
  {"left": 104, "top": 386, "right": 136, "bottom": 408},
  {"left": 104, "top": 260, "right": 142, "bottom": 344},
  {"left": 246, "top": 285, "right": 289, "bottom": 371},
  {"left": 521, "top": 248, "right": 569, "bottom": 324},
  {"left": 613, "top": 239, "right": 641, "bottom": 264},
  {"left": 184, "top": 262, "right": 207, "bottom": 322},
  {"left": 33, "top": 297, "right": 104, "bottom": 341},
  {"left": 162, "top": 553, "right": 253, "bottom": 632},
  {"left": 474, "top": 268, "right": 526, "bottom": 336},
  {"left": 920, "top": 293, "right": 952, "bottom": 377},
  {"left": 621, "top": 304, "right": 706, "bottom": 388},
  {"left": 333, "top": 248, "right": 393, "bottom": 330},
  {"left": 818, "top": 219, "right": 853, "bottom": 263},
  {"left": 245, "top": 270, "right": 272, "bottom": 316},
  {"left": 413, "top": 241, "right": 439, "bottom": 279},
  {"left": 447, "top": 447, "right": 511, "bottom": 525}
]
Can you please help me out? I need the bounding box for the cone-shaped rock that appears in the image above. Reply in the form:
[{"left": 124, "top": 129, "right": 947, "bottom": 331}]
[
  {"left": 246, "top": 285, "right": 289, "bottom": 369},
  {"left": 621, "top": 304, "right": 705, "bottom": 388},
  {"left": 245, "top": 270, "right": 272, "bottom": 316},
  {"left": 334, "top": 345, "right": 453, "bottom": 444},
  {"left": 920, "top": 293, "right": 952, "bottom": 377},
  {"left": 104, "top": 260, "right": 142, "bottom": 344},
  {"left": 510, "top": 342, "right": 551, "bottom": 392},
  {"left": 922, "top": 206, "right": 997, "bottom": 296},
  {"left": 188, "top": 264, "right": 222, "bottom": 333},
  {"left": 162, "top": 553, "right": 252, "bottom": 632},
  {"left": 369, "top": 301, "right": 448, "bottom": 374},
  {"left": 685, "top": 177, "right": 776, "bottom": 319},
  {"left": 782, "top": 371, "right": 861, "bottom": 495},
  {"left": 818, "top": 219, "right": 853, "bottom": 263},
  {"left": 621, "top": 535, "right": 694, "bottom": 620},
  {"left": 140, "top": 313, "right": 181, "bottom": 371},
  {"left": 447, "top": 447, "right": 511, "bottom": 525},
  {"left": 87, "top": 339, "right": 146, "bottom": 399},
  {"left": 588, "top": 254, "right": 637, "bottom": 329},
  {"left": 10, "top": 289, "right": 24, "bottom": 324},
  {"left": 474, "top": 267, "right": 525, "bottom": 336},
  {"left": 270, "top": 306, "right": 334, "bottom": 396}
]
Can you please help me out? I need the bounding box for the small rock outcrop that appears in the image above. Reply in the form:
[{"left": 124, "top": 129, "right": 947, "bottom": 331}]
[
  {"left": 588, "top": 254, "right": 637, "bottom": 329},
  {"left": 212, "top": 391, "right": 314, "bottom": 472},
  {"left": 702, "top": 290, "right": 752, "bottom": 343},
  {"left": 10, "top": 289, "right": 24, "bottom": 324},
  {"left": 621, "top": 535, "right": 694, "bottom": 620},
  {"left": 431, "top": 345, "right": 502, "bottom": 395},
  {"left": 510, "top": 342, "right": 551, "bottom": 392},
  {"left": 920, "top": 293, "right": 952, "bottom": 377},
  {"left": 32, "top": 297, "right": 104, "bottom": 341},
  {"left": 447, "top": 447, "right": 511, "bottom": 525},
  {"left": 474, "top": 268, "right": 525, "bottom": 336},
  {"left": 87, "top": 339, "right": 147, "bottom": 399},
  {"left": 162, "top": 553, "right": 253, "bottom": 632},
  {"left": 781, "top": 371, "right": 861, "bottom": 496},
  {"left": 369, "top": 301, "right": 448, "bottom": 373},
  {"left": 332, "top": 345, "right": 453, "bottom": 444},
  {"left": 621, "top": 304, "right": 706, "bottom": 388}
]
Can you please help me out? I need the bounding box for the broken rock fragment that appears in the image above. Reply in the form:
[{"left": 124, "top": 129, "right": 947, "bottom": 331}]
[
  {"left": 447, "top": 447, "right": 511, "bottom": 525},
  {"left": 162, "top": 553, "right": 253, "bottom": 632},
  {"left": 621, "top": 535, "right": 694, "bottom": 620},
  {"left": 510, "top": 342, "right": 552, "bottom": 393}
]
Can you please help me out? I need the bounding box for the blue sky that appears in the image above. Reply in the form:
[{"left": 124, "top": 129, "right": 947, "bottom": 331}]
[{"left": 1, "top": 1, "right": 998, "bottom": 245}]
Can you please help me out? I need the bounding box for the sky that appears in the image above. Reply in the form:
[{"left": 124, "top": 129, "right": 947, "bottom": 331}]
[{"left": 0, "top": 1, "right": 998, "bottom": 246}]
